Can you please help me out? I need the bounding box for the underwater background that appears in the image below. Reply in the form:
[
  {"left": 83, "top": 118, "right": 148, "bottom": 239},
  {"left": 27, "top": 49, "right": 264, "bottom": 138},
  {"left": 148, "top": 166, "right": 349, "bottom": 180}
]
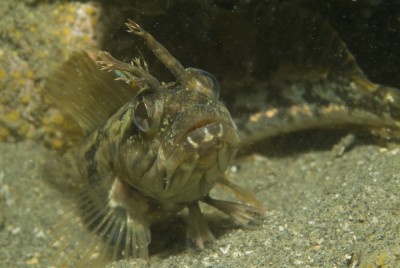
[{"left": 1, "top": 0, "right": 400, "bottom": 267}]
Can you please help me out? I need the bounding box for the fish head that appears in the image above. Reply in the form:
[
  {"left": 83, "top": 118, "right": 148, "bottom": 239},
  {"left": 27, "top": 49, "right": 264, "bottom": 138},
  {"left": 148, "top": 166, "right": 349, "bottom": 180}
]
[{"left": 127, "top": 68, "right": 240, "bottom": 202}]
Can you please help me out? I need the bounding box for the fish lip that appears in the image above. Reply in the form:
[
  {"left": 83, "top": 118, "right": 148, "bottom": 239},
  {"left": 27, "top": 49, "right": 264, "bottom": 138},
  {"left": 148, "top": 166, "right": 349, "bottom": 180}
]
[
  {"left": 153, "top": 122, "right": 239, "bottom": 201},
  {"left": 163, "top": 121, "right": 240, "bottom": 177},
  {"left": 183, "top": 121, "right": 240, "bottom": 150},
  {"left": 177, "top": 118, "right": 219, "bottom": 142},
  {"left": 143, "top": 120, "right": 239, "bottom": 202},
  {"left": 164, "top": 121, "right": 240, "bottom": 165},
  {"left": 169, "top": 117, "right": 241, "bottom": 159}
]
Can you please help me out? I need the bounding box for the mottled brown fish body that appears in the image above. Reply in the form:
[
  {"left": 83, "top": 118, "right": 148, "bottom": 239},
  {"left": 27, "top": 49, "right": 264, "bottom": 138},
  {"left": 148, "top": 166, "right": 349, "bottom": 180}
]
[
  {"left": 77, "top": 83, "right": 241, "bottom": 217},
  {"left": 44, "top": 20, "right": 261, "bottom": 266}
]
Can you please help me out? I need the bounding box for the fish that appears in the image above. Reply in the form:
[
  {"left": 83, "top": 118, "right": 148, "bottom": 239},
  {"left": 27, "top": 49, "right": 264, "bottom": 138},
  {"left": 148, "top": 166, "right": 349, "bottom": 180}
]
[
  {"left": 43, "top": 2, "right": 400, "bottom": 267},
  {"left": 44, "top": 20, "right": 263, "bottom": 267}
]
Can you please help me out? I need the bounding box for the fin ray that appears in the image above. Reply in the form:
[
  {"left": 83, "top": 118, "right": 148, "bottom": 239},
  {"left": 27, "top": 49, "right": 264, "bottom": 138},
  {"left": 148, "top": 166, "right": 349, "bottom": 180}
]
[{"left": 44, "top": 51, "right": 138, "bottom": 134}]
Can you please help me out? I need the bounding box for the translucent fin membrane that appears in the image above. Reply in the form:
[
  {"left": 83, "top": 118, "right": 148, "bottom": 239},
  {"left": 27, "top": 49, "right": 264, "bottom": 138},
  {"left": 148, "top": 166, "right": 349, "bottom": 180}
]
[
  {"left": 49, "top": 185, "right": 151, "bottom": 267},
  {"left": 44, "top": 51, "right": 137, "bottom": 134}
]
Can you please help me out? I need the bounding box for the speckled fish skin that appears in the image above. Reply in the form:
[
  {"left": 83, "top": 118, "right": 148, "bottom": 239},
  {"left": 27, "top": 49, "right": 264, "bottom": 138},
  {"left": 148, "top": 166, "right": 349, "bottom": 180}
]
[
  {"left": 75, "top": 83, "right": 241, "bottom": 260},
  {"left": 44, "top": 20, "right": 262, "bottom": 266},
  {"left": 80, "top": 86, "right": 239, "bottom": 203}
]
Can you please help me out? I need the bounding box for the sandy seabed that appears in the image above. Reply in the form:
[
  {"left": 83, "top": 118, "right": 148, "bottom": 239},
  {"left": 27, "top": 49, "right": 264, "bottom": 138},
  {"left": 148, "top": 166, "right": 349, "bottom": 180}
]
[{"left": 1, "top": 139, "right": 399, "bottom": 268}]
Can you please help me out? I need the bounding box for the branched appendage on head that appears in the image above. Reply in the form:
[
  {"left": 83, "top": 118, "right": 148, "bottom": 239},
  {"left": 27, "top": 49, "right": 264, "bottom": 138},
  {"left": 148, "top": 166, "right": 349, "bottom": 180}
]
[
  {"left": 125, "top": 20, "right": 221, "bottom": 100},
  {"left": 132, "top": 56, "right": 149, "bottom": 72},
  {"left": 126, "top": 19, "right": 185, "bottom": 79},
  {"left": 97, "top": 51, "right": 160, "bottom": 89},
  {"left": 125, "top": 19, "right": 145, "bottom": 36}
]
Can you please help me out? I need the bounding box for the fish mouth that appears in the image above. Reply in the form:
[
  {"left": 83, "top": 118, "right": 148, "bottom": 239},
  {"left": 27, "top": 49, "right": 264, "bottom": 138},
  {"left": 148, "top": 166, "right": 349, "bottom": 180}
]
[
  {"left": 167, "top": 120, "right": 240, "bottom": 168},
  {"left": 156, "top": 119, "right": 240, "bottom": 202},
  {"left": 177, "top": 118, "right": 217, "bottom": 142}
]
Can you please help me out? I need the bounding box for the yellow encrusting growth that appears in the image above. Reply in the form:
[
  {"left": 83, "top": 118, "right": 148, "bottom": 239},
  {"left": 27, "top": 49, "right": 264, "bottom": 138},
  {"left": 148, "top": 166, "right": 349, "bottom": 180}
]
[{"left": 0, "top": 1, "right": 100, "bottom": 148}]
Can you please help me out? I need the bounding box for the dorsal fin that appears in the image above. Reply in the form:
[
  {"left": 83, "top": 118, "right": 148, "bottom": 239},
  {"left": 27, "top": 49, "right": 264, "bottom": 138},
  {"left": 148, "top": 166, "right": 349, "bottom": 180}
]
[{"left": 44, "top": 51, "right": 138, "bottom": 134}]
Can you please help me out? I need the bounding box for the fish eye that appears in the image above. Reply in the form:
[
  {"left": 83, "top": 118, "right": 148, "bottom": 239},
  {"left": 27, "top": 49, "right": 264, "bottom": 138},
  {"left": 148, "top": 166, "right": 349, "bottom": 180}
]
[
  {"left": 133, "top": 90, "right": 158, "bottom": 133},
  {"left": 197, "top": 69, "right": 220, "bottom": 99}
]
